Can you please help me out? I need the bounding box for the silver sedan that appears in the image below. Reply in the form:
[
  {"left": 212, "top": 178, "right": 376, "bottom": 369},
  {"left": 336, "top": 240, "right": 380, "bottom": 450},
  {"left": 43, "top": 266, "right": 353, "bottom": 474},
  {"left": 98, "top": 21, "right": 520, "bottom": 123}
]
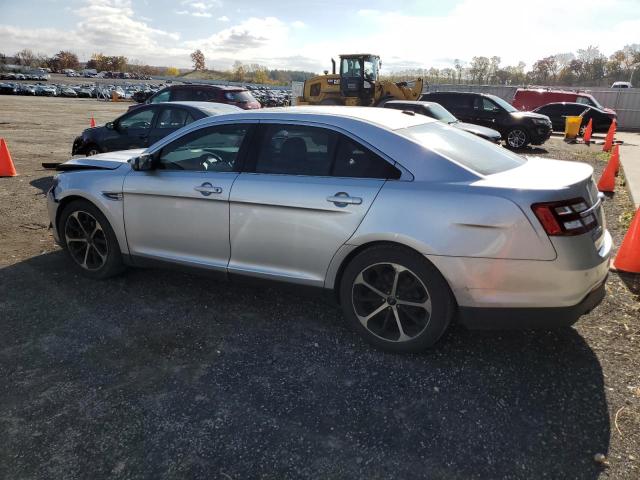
[{"left": 46, "top": 106, "right": 611, "bottom": 352}]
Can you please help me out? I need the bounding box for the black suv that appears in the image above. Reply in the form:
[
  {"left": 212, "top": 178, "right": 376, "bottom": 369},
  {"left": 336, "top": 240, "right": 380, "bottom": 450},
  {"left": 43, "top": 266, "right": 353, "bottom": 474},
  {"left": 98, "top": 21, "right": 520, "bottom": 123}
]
[
  {"left": 420, "top": 92, "right": 552, "bottom": 149},
  {"left": 130, "top": 84, "right": 261, "bottom": 111}
]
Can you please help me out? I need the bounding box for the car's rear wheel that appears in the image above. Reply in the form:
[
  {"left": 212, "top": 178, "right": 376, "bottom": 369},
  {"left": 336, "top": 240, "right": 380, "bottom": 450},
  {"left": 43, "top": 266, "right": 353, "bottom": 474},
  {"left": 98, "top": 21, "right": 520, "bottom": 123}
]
[
  {"left": 339, "top": 245, "right": 455, "bottom": 352},
  {"left": 505, "top": 127, "right": 529, "bottom": 149},
  {"left": 59, "top": 200, "right": 125, "bottom": 279}
]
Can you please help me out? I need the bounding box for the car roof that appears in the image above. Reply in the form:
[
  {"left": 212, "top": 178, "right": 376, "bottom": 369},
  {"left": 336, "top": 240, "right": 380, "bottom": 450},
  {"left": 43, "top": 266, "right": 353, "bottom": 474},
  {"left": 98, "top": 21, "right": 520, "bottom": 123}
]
[
  {"left": 195, "top": 105, "right": 435, "bottom": 131},
  {"left": 167, "top": 101, "right": 243, "bottom": 113},
  {"left": 162, "top": 83, "right": 247, "bottom": 91},
  {"left": 535, "top": 102, "right": 601, "bottom": 111},
  {"left": 386, "top": 100, "right": 441, "bottom": 108}
]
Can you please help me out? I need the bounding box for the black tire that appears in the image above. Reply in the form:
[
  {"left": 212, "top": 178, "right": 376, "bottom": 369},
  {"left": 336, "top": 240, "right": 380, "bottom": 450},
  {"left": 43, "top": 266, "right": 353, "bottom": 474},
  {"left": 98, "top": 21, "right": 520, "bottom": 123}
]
[
  {"left": 85, "top": 144, "right": 101, "bottom": 156},
  {"left": 505, "top": 127, "right": 530, "bottom": 149},
  {"left": 58, "top": 199, "right": 125, "bottom": 279},
  {"left": 339, "top": 245, "right": 455, "bottom": 352}
]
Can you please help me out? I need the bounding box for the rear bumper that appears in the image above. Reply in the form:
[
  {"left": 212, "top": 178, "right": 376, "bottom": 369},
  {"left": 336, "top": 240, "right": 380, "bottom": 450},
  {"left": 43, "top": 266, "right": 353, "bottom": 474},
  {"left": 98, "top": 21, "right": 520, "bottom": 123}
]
[
  {"left": 427, "top": 229, "right": 612, "bottom": 328},
  {"left": 457, "top": 278, "right": 607, "bottom": 329}
]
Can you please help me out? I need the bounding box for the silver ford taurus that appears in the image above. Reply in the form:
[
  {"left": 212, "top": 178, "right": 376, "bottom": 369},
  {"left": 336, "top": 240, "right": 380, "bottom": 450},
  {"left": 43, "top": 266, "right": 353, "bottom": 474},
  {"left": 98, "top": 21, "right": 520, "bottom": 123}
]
[{"left": 47, "top": 106, "right": 611, "bottom": 352}]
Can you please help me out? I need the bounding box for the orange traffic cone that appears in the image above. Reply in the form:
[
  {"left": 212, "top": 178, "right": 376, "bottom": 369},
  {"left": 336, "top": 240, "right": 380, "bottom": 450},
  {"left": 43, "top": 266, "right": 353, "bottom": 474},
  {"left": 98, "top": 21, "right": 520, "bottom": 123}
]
[
  {"left": 583, "top": 118, "right": 593, "bottom": 145},
  {"left": 613, "top": 207, "right": 640, "bottom": 273},
  {"left": 0, "top": 138, "right": 17, "bottom": 177},
  {"left": 610, "top": 144, "right": 620, "bottom": 175},
  {"left": 597, "top": 153, "right": 617, "bottom": 192},
  {"left": 602, "top": 119, "right": 617, "bottom": 152},
  {"left": 90, "top": 116, "right": 96, "bottom": 128}
]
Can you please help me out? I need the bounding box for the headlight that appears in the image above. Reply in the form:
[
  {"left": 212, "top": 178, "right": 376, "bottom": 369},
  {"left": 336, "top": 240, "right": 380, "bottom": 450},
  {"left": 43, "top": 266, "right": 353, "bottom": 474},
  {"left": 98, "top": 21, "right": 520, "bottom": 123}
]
[{"left": 532, "top": 118, "right": 550, "bottom": 125}]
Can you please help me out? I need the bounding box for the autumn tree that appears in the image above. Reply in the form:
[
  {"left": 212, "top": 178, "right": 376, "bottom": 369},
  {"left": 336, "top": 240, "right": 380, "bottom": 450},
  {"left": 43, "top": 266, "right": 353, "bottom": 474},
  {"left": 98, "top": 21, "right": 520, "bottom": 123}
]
[
  {"left": 50, "top": 51, "right": 80, "bottom": 71},
  {"left": 165, "top": 66, "right": 180, "bottom": 76},
  {"left": 191, "top": 50, "right": 205, "bottom": 71},
  {"left": 14, "top": 49, "right": 36, "bottom": 66}
]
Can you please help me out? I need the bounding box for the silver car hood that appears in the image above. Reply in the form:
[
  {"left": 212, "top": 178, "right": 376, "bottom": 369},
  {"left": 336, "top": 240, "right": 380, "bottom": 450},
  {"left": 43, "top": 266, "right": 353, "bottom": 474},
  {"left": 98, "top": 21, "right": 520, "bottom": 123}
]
[{"left": 59, "top": 149, "right": 144, "bottom": 170}]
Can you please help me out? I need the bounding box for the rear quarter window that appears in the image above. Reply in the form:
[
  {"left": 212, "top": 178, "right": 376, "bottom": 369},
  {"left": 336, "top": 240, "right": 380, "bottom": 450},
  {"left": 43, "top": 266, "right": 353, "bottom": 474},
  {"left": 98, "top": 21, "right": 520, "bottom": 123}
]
[{"left": 397, "top": 122, "right": 526, "bottom": 176}]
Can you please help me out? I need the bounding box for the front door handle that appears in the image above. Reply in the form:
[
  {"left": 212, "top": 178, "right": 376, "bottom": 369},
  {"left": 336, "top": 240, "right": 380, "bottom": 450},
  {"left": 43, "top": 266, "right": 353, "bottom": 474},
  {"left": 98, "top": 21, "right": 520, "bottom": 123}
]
[
  {"left": 327, "top": 192, "right": 362, "bottom": 207},
  {"left": 194, "top": 182, "right": 223, "bottom": 196}
]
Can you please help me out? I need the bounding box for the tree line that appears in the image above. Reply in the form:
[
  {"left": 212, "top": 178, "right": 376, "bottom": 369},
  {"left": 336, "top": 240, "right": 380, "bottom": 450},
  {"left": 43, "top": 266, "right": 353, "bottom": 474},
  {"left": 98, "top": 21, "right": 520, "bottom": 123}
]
[
  {"left": 386, "top": 44, "right": 640, "bottom": 87},
  {"left": 1, "top": 49, "right": 180, "bottom": 77}
]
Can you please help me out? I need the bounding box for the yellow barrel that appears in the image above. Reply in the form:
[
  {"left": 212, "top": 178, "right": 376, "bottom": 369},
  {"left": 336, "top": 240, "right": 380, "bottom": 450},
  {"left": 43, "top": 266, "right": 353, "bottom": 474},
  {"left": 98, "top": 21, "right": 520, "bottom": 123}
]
[{"left": 564, "top": 116, "right": 582, "bottom": 139}]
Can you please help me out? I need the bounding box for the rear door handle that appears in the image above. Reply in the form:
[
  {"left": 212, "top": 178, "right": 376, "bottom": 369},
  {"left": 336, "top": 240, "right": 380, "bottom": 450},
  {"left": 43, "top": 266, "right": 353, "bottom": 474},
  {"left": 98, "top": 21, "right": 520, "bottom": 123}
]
[
  {"left": 327, "top": 192, "right": 362, "bottom": 207},
  {"left": 194, "top": 182, "right": 223, "bottom": 196}
]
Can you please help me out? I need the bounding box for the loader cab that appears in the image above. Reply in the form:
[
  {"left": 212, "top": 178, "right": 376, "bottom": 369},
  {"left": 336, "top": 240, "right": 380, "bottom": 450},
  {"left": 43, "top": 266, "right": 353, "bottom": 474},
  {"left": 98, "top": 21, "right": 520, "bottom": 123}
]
[{"left": 339, "top": 54, "right": 380, "bottom": 100}]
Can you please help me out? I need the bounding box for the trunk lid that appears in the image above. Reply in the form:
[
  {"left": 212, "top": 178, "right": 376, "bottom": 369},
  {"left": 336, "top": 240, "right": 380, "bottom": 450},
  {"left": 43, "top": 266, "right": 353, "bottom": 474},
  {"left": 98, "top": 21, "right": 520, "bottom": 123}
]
[{"left": 474, "top": 156, "right": 605, "bottom": 247}]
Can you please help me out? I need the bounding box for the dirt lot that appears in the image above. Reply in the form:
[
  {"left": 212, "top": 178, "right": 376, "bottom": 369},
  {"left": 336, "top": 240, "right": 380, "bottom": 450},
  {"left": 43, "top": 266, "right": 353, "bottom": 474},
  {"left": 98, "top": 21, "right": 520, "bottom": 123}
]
[{"left": 1, "top": 95, "right": 639, "bottom": 479}]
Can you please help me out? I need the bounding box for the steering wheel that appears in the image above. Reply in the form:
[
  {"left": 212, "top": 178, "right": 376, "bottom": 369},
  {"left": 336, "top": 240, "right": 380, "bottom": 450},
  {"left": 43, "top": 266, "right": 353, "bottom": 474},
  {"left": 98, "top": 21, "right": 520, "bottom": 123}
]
[{"left": 199, "top": 152, "right": 232, "bottom": 170}]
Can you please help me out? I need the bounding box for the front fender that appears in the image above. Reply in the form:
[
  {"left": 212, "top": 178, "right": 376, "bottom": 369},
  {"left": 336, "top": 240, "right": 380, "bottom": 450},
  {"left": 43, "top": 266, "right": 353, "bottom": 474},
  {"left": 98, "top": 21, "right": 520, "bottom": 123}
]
[{"left": 53, "top": 167, "right": 129, "bottom": 255}]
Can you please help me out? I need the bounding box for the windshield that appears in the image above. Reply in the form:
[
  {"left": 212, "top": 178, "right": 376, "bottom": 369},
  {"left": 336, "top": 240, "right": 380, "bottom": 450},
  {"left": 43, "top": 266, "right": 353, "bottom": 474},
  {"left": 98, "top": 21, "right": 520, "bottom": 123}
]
[
  {"left": 488, "top": 95, "right": 517, "bottom": 113},
  {"left": 363, "top": 57, "right": 379, "bottom": 81},
  {"left": 397, "top": 122, "right": 526, "bottom": 176},
  {"left": 425, "top": 103, "right": 458, "bottom": 123},
  {"left": 577, "top": 94, "right": 604, "bottom": 109},
  {"left": 224, "top": 90, "right": 255, "bottom": 102}
]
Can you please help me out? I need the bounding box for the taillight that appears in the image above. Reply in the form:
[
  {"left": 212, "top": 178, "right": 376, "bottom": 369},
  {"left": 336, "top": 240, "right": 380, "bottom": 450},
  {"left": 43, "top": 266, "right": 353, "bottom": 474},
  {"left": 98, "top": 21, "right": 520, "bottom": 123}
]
[{"left": 532, "top": 197, "right": 597, "bottom": 236}]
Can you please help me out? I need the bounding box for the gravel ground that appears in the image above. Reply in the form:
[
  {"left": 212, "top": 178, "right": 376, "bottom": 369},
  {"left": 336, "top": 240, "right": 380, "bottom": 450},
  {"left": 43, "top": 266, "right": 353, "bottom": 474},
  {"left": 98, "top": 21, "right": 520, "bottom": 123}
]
[{"left": 0, "top": 96, "right": 639, "bottom": 479}]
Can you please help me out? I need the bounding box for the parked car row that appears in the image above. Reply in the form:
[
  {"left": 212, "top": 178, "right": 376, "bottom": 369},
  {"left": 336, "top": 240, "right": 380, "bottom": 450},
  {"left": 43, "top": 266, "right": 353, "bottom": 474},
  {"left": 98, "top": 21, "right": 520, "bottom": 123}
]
[
  {"left": 0, "top": 72, "right": 49, "bottom": 81},
  {"left": 0, "top": 82, "right": 166, "bottom": 100},
  {"left": 406, "top": 88, "right": 617, "bottom": 148},
  {"left": 245, "top": 85, "right": 291, "bottom": 107}
]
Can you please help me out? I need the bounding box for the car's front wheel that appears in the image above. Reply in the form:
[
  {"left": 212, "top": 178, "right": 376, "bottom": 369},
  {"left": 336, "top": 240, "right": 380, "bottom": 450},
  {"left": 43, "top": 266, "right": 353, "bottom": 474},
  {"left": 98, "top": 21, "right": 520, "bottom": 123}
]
[
  {"left": 505, "top": 127, "right": 530, "bottom": 149},
  {"left": 59, "top": 200, "right": 125, "bottom": 279},
  {"left": 339, "top": 245, "right": 455, "bottom": 352}
]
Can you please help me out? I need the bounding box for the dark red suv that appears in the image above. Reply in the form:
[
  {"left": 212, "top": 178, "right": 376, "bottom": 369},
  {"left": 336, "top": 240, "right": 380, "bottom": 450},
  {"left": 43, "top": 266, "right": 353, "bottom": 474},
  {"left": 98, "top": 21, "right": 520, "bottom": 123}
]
[{"left": 129, "top": 84, "right": 261, "bottom": 111}]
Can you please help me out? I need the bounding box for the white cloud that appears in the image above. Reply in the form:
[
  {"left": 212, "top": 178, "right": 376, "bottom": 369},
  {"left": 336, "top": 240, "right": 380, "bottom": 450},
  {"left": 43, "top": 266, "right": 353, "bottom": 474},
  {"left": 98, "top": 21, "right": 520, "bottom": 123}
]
[
  {"left": 185, "top": 17, "right": 289, "bottom": 55},
  {"left": 0, "top": 0, "right": 638, "bottom": 73},
  {"left": 176, "top": 0, "right": 221, "bottom": 17},
  {"left": 343, "top": 0, "right": 640, "bottom": 71}
]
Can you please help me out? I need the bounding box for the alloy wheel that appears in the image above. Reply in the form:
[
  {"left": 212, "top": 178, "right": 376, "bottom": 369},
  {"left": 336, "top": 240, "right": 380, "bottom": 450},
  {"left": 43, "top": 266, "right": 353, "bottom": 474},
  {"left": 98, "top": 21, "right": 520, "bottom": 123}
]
[
  {"left": 351, "top": 262, "right": 432, "bottom": 342},
  {"left": 64, "top": 210, "right": 109, "bottom": 271},
  {"left": 507, "top": 129, "right": 527, "bottom": 148},
  {"left": 87, "top": 148, "right": 100, "bottom": 156}
]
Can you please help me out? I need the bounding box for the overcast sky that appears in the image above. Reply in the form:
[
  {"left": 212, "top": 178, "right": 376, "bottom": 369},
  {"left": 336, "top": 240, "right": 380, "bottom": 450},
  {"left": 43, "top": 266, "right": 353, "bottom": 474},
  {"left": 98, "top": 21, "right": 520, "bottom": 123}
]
[{"left": 1, "top": 0, "right": 639, "bottom": 72}]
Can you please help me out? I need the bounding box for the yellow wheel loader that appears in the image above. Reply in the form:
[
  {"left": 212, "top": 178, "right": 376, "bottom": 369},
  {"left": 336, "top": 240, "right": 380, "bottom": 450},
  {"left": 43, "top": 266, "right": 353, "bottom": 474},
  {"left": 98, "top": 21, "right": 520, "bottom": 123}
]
[{"left": 297, "top": 54, "right": 423, "bottom": 107}]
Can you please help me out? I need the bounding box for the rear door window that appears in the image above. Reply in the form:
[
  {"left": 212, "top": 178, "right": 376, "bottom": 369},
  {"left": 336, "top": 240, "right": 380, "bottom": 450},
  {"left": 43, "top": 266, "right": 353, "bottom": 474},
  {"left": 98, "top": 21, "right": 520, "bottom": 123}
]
[
  {"left": 251, "top": 124, "right": 401, "bottom": 179},
  {"left": 155, "top": 108, "right": 194, "bottom": 129},
  {"left": 255, "top": 125, "right": 336, "bottom": 176},
  {"left": 172, "top": 87, "right": 218, "bottom": 102},
  {"left": 333, "top": 136, "right": 401, "bottom": 179}
]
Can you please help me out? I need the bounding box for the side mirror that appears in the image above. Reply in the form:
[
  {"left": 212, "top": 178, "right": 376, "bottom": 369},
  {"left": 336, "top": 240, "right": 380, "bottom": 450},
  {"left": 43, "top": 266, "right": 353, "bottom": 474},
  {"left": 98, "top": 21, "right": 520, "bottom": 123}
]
[
  {"left": 106, "top": 121, "right": 114, "bottom": 130},
  {"left": 131, "top": 153, "right": 154, "bottom": 171}
]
